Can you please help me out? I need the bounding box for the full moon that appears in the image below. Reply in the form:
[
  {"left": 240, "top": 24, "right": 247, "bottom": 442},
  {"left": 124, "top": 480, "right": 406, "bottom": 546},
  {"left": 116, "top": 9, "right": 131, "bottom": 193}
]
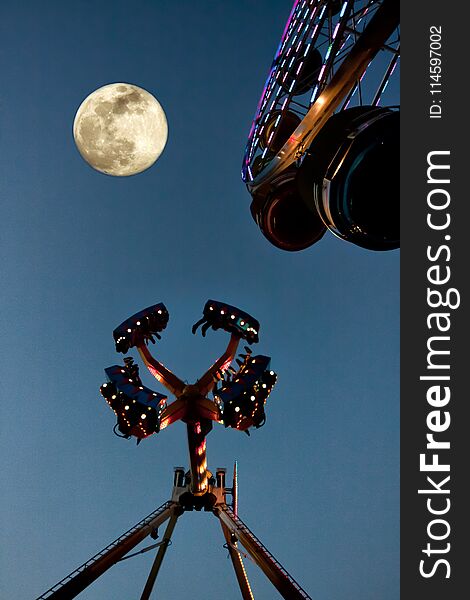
[{"left": 73, "top": 83, "right": 168, "bottom": 176}]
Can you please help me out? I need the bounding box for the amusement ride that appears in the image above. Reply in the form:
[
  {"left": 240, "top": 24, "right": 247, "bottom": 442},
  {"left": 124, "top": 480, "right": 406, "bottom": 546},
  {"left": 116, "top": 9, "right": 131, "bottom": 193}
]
[
  {"left": 242, "top": 0, "right": 400, "bottom": 252},
  {"left": 35, "top": 300, "right": 314, "bottom": 600}
]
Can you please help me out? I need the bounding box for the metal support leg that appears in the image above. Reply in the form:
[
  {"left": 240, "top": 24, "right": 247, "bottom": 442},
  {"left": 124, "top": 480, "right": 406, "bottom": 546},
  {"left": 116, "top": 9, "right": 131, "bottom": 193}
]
[
  {"left": 220, "top": 521, "right": 254, "bottom": 600},
  {"left": 36, "top": 466, "right": 313, "bottom": 600},
  {"left": 35, "top": 502, "right": 176, "bottom": 600},
  {"left": 215, "top": 504, "right": 312, "bottom": 600},
  {"left": 140, "top": 513, "right": 180, "bottom": 600}
]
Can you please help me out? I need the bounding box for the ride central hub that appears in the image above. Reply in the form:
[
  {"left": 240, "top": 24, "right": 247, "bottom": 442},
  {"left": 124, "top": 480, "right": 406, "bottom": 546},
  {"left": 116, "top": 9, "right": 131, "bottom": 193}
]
[{"left": 100, "top": 299, "right": 277, "bottom": 495}]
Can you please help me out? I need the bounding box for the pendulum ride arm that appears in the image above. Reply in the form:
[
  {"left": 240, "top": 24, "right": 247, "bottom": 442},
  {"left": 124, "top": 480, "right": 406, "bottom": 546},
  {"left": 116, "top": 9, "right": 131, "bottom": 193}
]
[
  {"left": 137, "top": 343, "right": 185, "bottom": 397},
  {"left": 187, "top": 420, "right": 210, "bottom": 495},
  {"left": 35, "top": 502, "right": 177, "bottom": 600},
  {"left": 196, "top": 333, "right": 241, "bottom": 397},
  {"left": 140, "top": 513, "right": 180, "bottom": 600},
  {"left": 215, "top": 505, "right": 312, "bottom": 600},
  {"left": 185, "top": 334, "right": 241, "bottom": 495}
]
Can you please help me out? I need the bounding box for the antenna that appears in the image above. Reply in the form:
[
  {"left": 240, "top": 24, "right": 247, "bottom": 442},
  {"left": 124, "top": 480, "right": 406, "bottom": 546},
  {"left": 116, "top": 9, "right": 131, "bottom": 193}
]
[{"left": 233, "top": 460, "right": 238, "bottom": 516}]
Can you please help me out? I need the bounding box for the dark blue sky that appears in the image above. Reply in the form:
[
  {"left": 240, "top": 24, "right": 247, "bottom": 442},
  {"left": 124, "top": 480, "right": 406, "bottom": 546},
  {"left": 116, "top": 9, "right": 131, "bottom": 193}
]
[{"left": 0, "top": 2, "right": 399, "bottom": 599}]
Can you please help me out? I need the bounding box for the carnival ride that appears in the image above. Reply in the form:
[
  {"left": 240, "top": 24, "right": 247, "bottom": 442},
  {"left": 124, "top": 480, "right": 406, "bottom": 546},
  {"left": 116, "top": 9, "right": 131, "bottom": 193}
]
[
  {"left": 242, "top": 0, "right": 400, "bottom": 251},
  {"left": 36, "top": 301, "right": 312, "bottom": 600}
]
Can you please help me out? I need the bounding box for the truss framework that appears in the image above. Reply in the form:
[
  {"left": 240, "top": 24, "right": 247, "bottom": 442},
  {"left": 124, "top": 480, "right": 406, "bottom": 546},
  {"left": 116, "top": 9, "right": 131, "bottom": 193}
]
[
  {"left": 242, "top": 0, "right": 400, "bottom": 191},
  {"left": 35, "top": 467, "right": 312, "bottom": 600}
]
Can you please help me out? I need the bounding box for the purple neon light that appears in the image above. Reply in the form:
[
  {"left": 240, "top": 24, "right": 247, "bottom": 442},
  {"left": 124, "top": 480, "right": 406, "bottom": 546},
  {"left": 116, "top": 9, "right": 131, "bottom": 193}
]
[
  {"left": 243, "top": 0, "right": 323, "bottom": 178},
  {"left": 246, "top": 0, "right": 303, "bottom": 139},
  {"left": 279, "top": 0, "right": 302, "bottom": 52},
  {"left": 375, "top": 56, "right": 400, "bottom": 105},
  {"left": 243, "top": 0, "right": 400, "bottom": 183},
  {"left": 309, "top": 0, "right": 356, "bottom": 103}
]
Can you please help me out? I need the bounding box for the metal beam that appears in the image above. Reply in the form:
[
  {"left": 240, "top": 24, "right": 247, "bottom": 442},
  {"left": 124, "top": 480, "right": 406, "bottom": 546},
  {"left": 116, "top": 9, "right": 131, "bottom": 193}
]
[
  {"left": 35, "top": 502, "right": 176, "bottom": 600},
  {"left": 140, "top": 513, "right": 180, "bottom": 600},
  {"left": 220, "top": 521, "right": 255, "bottom": 600},
  {"left": 137, "top": 344, "right": 185, "bottom": 397},
  {"left": 216, "top": 504, "right": 312, "bottom": 600},
  {"left": 196, "top": 333, "right": 240, "bottom": 396}
]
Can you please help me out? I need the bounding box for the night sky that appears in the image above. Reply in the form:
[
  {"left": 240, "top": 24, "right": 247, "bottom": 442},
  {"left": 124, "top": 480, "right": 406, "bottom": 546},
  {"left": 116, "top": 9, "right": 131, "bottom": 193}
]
[{"left": 0, "top": 2, "right": 399, "bottom": 599}]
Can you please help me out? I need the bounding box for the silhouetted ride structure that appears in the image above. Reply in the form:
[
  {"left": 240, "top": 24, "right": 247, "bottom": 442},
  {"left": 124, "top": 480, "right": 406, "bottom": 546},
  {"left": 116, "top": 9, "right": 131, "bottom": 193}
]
[
  {"left": 242, "top": 0, "right": 400, "bottom": 251},
  {"left": 36, "top": 300, "right": 312, "bottom": 599}
]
